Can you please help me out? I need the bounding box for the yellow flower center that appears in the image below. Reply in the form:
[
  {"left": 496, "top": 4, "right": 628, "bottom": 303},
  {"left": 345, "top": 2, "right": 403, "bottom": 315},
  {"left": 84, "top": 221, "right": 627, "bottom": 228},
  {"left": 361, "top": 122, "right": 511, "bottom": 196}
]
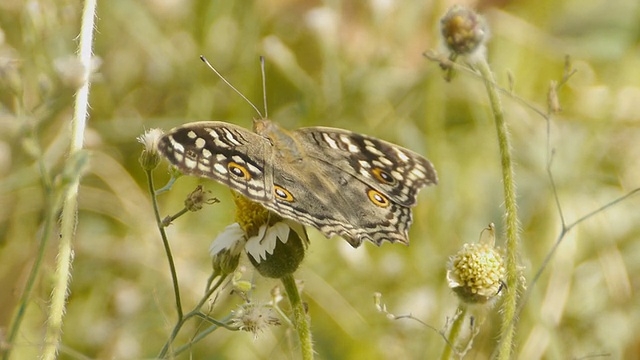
[{"left": 231, "top": 191, "right": 273, "bottom": 237}]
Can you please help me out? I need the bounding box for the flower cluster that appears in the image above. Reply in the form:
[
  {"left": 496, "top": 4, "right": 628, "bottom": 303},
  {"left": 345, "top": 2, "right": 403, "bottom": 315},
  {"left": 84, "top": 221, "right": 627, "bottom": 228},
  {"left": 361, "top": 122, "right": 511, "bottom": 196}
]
[{"left": 447, "top": 224, "right": 505, "bottom": 304}]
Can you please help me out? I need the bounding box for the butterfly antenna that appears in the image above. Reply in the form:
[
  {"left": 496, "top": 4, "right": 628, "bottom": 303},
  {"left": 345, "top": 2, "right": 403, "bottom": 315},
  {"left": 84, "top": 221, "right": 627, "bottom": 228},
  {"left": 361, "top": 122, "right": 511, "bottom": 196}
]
[
  {"left": 199, "top": 55, "right": 264, "bottom": 118},
  {"left": 260, "top": 56, "right": 268, "bottom": 119}
]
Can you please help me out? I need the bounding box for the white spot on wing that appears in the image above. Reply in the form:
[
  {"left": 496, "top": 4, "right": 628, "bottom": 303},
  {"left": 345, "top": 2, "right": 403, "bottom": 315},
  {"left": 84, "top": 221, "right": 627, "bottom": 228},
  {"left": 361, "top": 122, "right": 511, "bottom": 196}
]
[
  {"left": 214, "top": 164, "right": 227, "bottom": 174},
  {"left": 358, "top": 160, "right": 371, "bottom": 169},
  {"left": 339, "top": 135, "right": 360, "bottom": 153},
  {"left": 379, "top": 157, "right": 393, "bottom": 166},
  {"left": 410, "top": 168, "right": 425, "bottom": 179},
  {"left": 368, "top": 146, "right": 383, "bottom": 156},
  {"left": 171, "top": 140, "right": 185, "bottom": 154},
  {"left": 222, "top": 128, "right": 242, "bottom": 145},
  {"left": 247, "top": 162, "right": 261, "bottom": 174},
  {"left": 396, "top": 149, "right": 410, "bottom": 162},
  {"left": 322, "top": 133, "right": 339, "bottom": 149},
  {"left": 231, "top": 155, "right": 245, "bottom": 163},
  {"left": 185, "top": 157, "right": 197, "bottom": 169},
  {"left": 213, "top": 137, "right": 227, "bottom": 147}
]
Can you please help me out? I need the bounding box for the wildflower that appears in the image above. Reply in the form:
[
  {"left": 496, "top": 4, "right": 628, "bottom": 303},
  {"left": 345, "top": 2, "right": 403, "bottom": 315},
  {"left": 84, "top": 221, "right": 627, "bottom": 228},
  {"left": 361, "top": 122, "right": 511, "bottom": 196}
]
[
  {"left": 440, "top": 5, "right": 488, "bottom": 59},
  {"left": 209, "top": 192, "right": 308, "bottom": 278},
  {"left": 447, "top": 224, "right": 505, "bottom": 304},
  {"left": 247, "top": 219, "right": 307, "bottom": 278},
  {"left": 137, "top": 128, "right": 164, "bottom": 171},
  {"left": 230, "top": 303, "right": 281, "bottom": 339}
]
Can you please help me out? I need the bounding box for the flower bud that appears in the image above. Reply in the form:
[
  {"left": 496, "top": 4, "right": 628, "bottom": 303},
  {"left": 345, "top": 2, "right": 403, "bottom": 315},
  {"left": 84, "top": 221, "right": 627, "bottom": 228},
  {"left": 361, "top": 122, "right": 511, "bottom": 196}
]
[
  {"left": 447, "top": 224, "right": 505, "bottom": 304},
  {"left": 137, "top": 128, "right": 164, "bottom": 171},
  {"left": 440, "top": 5, "right": 488, "bottom": 57}
]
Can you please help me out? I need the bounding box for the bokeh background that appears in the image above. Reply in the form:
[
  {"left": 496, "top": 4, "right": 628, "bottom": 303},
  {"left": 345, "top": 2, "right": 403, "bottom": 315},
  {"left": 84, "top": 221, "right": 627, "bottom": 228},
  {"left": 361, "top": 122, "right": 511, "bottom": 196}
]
[{"left": 1, "top": 0, "right": 639, "bottom": 359}]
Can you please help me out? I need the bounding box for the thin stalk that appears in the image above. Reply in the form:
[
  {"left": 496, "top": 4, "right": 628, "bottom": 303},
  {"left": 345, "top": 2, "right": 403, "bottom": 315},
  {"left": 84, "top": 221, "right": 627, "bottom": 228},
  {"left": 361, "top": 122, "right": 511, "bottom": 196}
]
[
  {"left": 41, "top": 0, "right": 97, "bottom": 359},
  {"left": 281, "top": 274, "right": 313, "bottom": 360},
  {"left": 169, "top": 313, "right": 236, "bottom": 357},
  {"left": 158, "top": 275, "right": 229, "bottom": 358},
  {"left": 3, "top": 190, "right": 58, "bottom": 360},
  {"left": 439, "top": 305, "right": 467, "bottom": 360},
  {"left": 146, "top": 169, "right": 183, "bottom": 320},
  {"left": 475, "top": 58, "right": 519, "bottom": 360}
]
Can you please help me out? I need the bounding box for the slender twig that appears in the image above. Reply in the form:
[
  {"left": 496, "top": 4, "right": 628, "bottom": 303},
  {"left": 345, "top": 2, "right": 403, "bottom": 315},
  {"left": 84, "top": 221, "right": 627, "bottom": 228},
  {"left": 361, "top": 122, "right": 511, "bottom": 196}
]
[
  {"left": 424, "top": 51, "right": 549, "bottom": 120},
  {"left": 41, "top": 1, "right": 97, "bottom": 358},
  {"left": 158, "top": 274, "right": 230, "bottom": 358},
  {"left": 154, "top": 175, "right": 178, "bottom": 195},
  {"left": 169, "top": 314, "right": 236, "bottom": 357},
  {"left": 383, "top": 309, "right": 455, "bottom": 353},
  {"left": 517, "top": 187, "right": 640, "bottom": 319},
  {"left": 162, "top": 207, "right": 189, "bottom": 226},
  {"left": 439, "top": 305, "right": 467, "bottom": 360}
]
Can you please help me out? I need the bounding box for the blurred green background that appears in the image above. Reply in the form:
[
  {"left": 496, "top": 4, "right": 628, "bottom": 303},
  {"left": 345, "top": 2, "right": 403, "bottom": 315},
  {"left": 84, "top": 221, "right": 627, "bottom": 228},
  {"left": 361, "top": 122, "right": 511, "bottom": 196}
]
[{"left": 1, "top": 0, "right": 639, "bottom": 359}]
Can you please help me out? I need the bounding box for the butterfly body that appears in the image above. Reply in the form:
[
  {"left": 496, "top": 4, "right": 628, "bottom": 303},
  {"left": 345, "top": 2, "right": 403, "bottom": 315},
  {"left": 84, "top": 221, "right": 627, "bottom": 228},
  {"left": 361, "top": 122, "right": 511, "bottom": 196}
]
[{"left": 158, "top": 119, "right": 437, "bottom": 247}]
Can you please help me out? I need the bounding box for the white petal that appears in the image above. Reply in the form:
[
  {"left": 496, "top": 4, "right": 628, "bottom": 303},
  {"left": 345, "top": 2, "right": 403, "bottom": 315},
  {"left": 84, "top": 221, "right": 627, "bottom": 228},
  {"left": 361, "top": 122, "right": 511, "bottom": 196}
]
[
  {"left": 245, "top": 225, "right": 271, "bottom": 263},
  {"left": 446, "top": 269, "right": 463, "bottom": 288},
  {"left": 269, "top": 222, "right": 291, "bottom": 244},
  {"left": 210, "top": 223, "right": 245, "bottom": 257},
  {"left": 245, "top": 222, "right": 291, "bottom": 263},
  {"left": 137, "top": 128, "right": 164, "bottom": 151},
  {"left": 284, "top": 219, "right": 309, "bottom": 244}
]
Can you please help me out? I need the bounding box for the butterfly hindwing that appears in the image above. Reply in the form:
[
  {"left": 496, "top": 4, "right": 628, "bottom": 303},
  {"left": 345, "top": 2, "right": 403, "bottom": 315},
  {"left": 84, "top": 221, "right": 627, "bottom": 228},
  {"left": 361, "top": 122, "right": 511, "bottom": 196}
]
[
  {"left": 294, "top": 127, "right": 438, "bottom": 206},
  {"left": 257, "top": 156, "right": 411, "bottom": 247}
]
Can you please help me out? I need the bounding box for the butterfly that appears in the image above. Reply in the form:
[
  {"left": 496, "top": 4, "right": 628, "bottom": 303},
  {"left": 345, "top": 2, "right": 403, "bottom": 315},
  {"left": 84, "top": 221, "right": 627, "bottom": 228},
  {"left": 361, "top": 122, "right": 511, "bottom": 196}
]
[{"left": 158, "top": 117, "right": 437, "bottom": 247}]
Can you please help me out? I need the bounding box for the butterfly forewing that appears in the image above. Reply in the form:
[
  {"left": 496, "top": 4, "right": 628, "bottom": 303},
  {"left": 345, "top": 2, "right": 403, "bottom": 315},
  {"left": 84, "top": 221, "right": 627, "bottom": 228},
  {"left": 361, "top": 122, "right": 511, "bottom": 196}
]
[{"left": 158, "top": 121, "right": 273, "bottom": 204}]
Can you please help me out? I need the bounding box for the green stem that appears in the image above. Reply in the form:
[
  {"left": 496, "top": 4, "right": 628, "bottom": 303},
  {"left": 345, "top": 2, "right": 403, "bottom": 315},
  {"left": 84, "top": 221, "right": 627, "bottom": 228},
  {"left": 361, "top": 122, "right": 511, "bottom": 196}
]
[
  {"left": 281, "top": 274, "right": 313, "bottom": 360},
  {"left": 146, "top": 169, "right": 183, "bottom": 319},
  {"left": 157, "top": 275, "right": 227, "bottom": 358},
  {"left": 476, "top": 59, "right": 519, "bottom": 360},
  {"left": 41, "top": 1, "right": 97, "bottom": 358},
  {"left": 170, "top": 313, "right": 236, "bottom": 357},
  {"left": 162, "top": 207, "right": 189, "bottom": 226},
  {"left": 440, "top": 305, "right": 467, "bottom": 360},
  {"left": 2, "top": 192, "right": 57, "bottom": 360}
]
